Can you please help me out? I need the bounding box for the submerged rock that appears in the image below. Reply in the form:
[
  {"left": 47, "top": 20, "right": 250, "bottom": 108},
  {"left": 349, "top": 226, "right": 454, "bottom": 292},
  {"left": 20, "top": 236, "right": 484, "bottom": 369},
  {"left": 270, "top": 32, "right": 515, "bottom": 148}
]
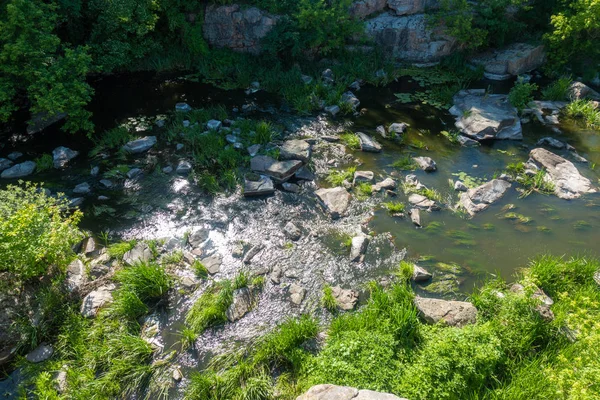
[
  {"left": 450, "top": 90, "right": 522, "bottom": 141},
  {"left": 122, "top": 136, "right": 157, "bottom": 154},
  {"left": 350, "top": 235, "right": 369, "bottom": 262},
  {"left": 52, "top": 146, "right": 79, "bottom": 169},
  {"left": 356, "top": 132, "right": 382, "bottom": 152},
  {"left": 315, "top": 187, "right": 352, "bottom": 219},
  {"left": 413, "top": 156, "right": 437, "bottom": 172},
  {"left": 1, "top": 161, "right": 36, "bottom": 179},
  {"left": 414, "top": 297, "right": 477, "bottom": 327},
  {"left": 459, "top": 179, "right": 511, "bottom": 216},
  {"left": 226, "top": 287, "right": 253, "bottom": 322},
  {"left": 529, "top": 148, "right": 596, "bottom": 200}
]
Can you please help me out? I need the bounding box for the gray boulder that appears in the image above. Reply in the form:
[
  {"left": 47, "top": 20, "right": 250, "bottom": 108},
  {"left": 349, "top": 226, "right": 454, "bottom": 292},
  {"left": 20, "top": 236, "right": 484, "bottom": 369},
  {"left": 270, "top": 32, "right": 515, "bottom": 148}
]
[
  {"left": 469, "top": 43, "right": 546, "bottom": 80},
  {"left": 454, "top": 180, "right": 468, "bottom": 192},
  {"left": 176, "top": 160, "right": 193, "bottom": 175},
  {"left": 289, "top": 284, "right": 306, "bottom": 305},
  {"left": 126, "top": 168, "right": 142, "bottom": 179},
  {"left": 567, "top": 81, "right": 600, "bottom": 101},
  {"left": 52, "top": 146, "right": 79, "bottom": 169},
  {"left": 25, "top": 344, "right": 54, "bottom": 363},
  {"left": 350, "top": 235, "right": 369, "bottom": 262},
  {"left": 1, "top": 161, "right": 36, "bottom": 179},
  {"left": 226, "top": 288, "right": 253, "bottom": 322},
  {"left": 295, "top": 167, "right": 315, "bottom": 181},
  {"left": 409, "top": 194, "right": 438, "bottom": 210},
  {"left": 413, "top": 156, "right": 437, "bottom": 172},
  {"left": 410, "top": 208, "right": 421, "bottom": 226},
  {"left": 265, "top": 160, "right": 303, "bottom": 182},
  {"left": 244, "top": 175, "right": 275, "bottom": 196},
  {"left": 282, "top": 182, "right": 300, "bottom": 193},
  {"left": 451, "top": 90, "right": 522, "bottom": 140},
  {"left": 203, "top": 5, "right": 278, "bottom": 54},
  {"left": 341, "top": 91, "right": 361, "bottom": 111},
  {"left": 7, "top": 152, "right": 22, "bottom": 161},
  {"left": 388, "top": 0, "right": 439, "bottom": 15},
  {"left": 315, "top": 187, "right": 352, "bottom": 219},
  {"left": 529, "top": 148, "right": 596, "bottom": 200},
  {"left": 372, "top": 178, "right": 396, "bottom": 192},
  {"left": 284, "top": 222, "right": 302, "bottom": 241},
  {"left": 99, "top": 179, "right": 114, "bottom": 189},
  {"left": 81, "top": 285, "right": 116, "bottom": 318},
  {"left": 206, "top": 120, "right": 222, "bottom": 131},
  {"left": 297, "top": 384, "right": 406, "bottom": 400},
  {"left": 388, "top": 122, "right": 408, "bottom": 135},
  {"left": 175, "top": 103, "right": 192, "bottom": 112},
  {"left": 325, "top": 105, "right": 341, "bottom": 116},
  {"left": 357, "top": 132, "right": 382, "bottom": 152},
  {"left": 73, "top": 182, "right": 91, "bottom": 195},
  {"left": 200, "top": 255, "right": 222, "bottom": 274},
  {"left": 536, "top": 137, "right": 566, "bottom": 149},
  {"left": 27, "top": 112, "right": 66, "bottom": 135},
  {"left": 250, "top": 155, "right": 276, "bottom": 172},
  {"left": 66, "top": 259, "right": 86, "bottom": 292},
  {"left": 353, "top": 170, "right": 375, "bottom": 185},
  {"left": 123, "top": 242, "right": 153, "bottom": 266},
  {"left": 122, "top": 136, "right": 157, "bottom": 154},
  {"left": 331, "top": 286, "right": 359, "bottom": 311},
  {"left": 412, "top": 264, "right": 432, "bottom": 282},
  {"left": 0, "top": 158, "right": 13, "bottom": 172},
  {"left": 414, "top": 297, "right": 477, "bottom": 327},
  {"left": 459, "top": 179, "right": 511, "bottom": 216}
]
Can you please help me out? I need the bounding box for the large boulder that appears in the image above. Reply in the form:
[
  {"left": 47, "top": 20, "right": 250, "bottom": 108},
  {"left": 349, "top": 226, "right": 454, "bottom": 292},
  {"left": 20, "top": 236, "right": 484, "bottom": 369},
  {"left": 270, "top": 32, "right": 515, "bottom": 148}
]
[
  {"left": 1, "top": 161, "right": 36, "bottom": 179},
  {"left": 0, "top": 158, "right": 13, "bottom": 172},
  {"left": 365, "top": 13, "right": 456, "bottom": 63},
  {"left": 529, "top": 148, "right": 596, "bottom": 200},
  {"left": 387, "top": 0, "right": 439, "bottom": 15},
  {"left": 52, "top": 146, "right": 79, "bottom": 169},
  {"left": 450, "top": 90, "right": 522, "bottom": 141},
  {"left": 297, "top": 384, "right": 407, "bottom": 400},
  {"left": 315, "top": 187, "right": 352, "bottom": 219},
  {"left": 414, "top": 297, "right": 477, "bottom": 327},
  {"left": 349, "top": 0, "right": 387, "bottom": 19},
  {"left": 567, "top": 81, "right": 600, "bottom": 101},
  {"left": 459, "top": 179, "right": 512, "bottom": 216},
  {"left": 280, "top": 140, "right": 311, "bottom": 163},
  {"left": 203, "top": 5, "right": 278, "bottom": 54},
  {"left": 469, "top": 43, "right": 546, "bottom": 80},
  {"left": 356, "top": 132, "right": 382, "bottom": 153},
  {"left": 122, "top": 136, "right": 157, "bottom": 154}
]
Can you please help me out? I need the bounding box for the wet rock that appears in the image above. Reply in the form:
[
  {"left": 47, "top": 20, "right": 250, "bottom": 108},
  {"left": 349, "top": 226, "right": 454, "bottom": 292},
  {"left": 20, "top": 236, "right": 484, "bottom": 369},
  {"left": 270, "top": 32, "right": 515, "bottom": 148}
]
[
  {"left": 172, "top": 367, "right": 183, "bottom": 382},
  {"left": 356, "top": 132, "right": 382, "bottom": 152},
  {"left": 459, "top": 179, "right": 511, "bottom": 216},
  {"left": 331, "top": 286, "right": 359, "bottom": 311},
  {"left": 175, "top": 103, "right": 192, "bottom": 112},
  {"left": 126, "top": 168, "right": 142, "bottom": 179},
  {"left": 243, "top": 245, "right": 263, "bottom": 264},
  {"left": 529, "top": 148, "right": 596, "bottom": 200},
  {"left": 1, "top": 161, "right": 36, "bottom": 179},
  {"left": 188, "top": 228, "right": 209, "bottom": 248},
  {"left": 454, "top": 181, "right": 468, "bottom": 192},
  {"left": 349, "top": 0, "right": 387, "bottom": 19},
  {"left": 25, "top": 344, "right": 53, "bottom": 363},
  {"left": 295, "top": 166, "right": 315, "bottom": 181},
  {"left": 226, "top": 287, "right": 253, "bottom": 322},
  {"left": 457, "top": 135, "right": 481, "bottom": 147},
  {"left": 315, "top": 187, "right": 352, "bottom": 219},
  {"left": 414, "top": 297, "right": 477, "bottom": 327},
  {"left": 388, "top": 0, "right": 439, "bottom": 15},
  {"left": 569, "top": 152, "right": 588, "bottom": 164},
  {"left": 200, "top": 255, "right": 222, "bottom": 274},
  {"left": 123, "top": 242, "right": 152, "bottom": 266},
  {"left": 451, "top": 90, "right": 522, "bottom": 140},
  {"left": 280, "top": 140, "right": 311, "bottom": 163},
  {"left": 247, "top": 144, "right": 261, "bottom": 157},
  {"left": 413, "top": 156, "right": 437, "bottom": 172},
  {"left": 322, "top": 69, "right": 334, "bottom": 82},
  {"left": 122, "top": 136, "right": 157, "bottom": 154},
  {"left": 350, "top": 236, "right": 369, "bottom": 262},
  {"left": 376, "top": 125, "right": 387, "bottom": 138},
  {"left": 68, "top": 197, "right": 84, "bottom": 208},
  {"left": 536, "top": 137, "right": 566, "bottom": 149},
  {"left": 372, "top": 178, "right": 396, "bottom": 192},
  {"left": 353, "top": 170, "right": 374, "bottom": 185},
  {"left": 244, "top": 174, "right": 275, "bottom": 196},
  {"left": 203, "top": 4, "right": 278, "bottom": 54},
  {"left": 81, "top": 285, "right": 115, "bottom": 318},
  {"left": 410, "top": 208, "right": 421, "bottom": 227},
  {"left": 66, "top": 259, "right": 86, "bottom": 292},
  {"left": 567, "top": 81, "right": 600, "bottom": 101},
  {"left": 265, "top": 160, "right": 303, "bottom": 182},
  {"left": 341, "top": 91, "right": 360, "bottom": 111},
  {"left": 469, "top": 43, "right": 546, "bottom": 80},
  {"left": 73, "top": 182, "right": 91, "bottom": 195},
  {"left": 163, "top": 166, "right": 173, "bottom": 174},
  {"left": 297, "top": 384, "right": 407, "bottom": 400},
  {"left": 7, "top": 152, "right": 22, "bottom": 161},
  {"left": 176, "top": 160, "right": 193, "bottom": 175},
  {"left": 412, "top": 265, "right": 432, "bottom": 282},
  {"left": 52, "top": 146, "right": 79, "bottom": 169},
  {"left": 388, "top": 122, "right": 408, "bottom": 135},
  {"left": 408, "top": 194, "right": 438, "bottom": 210},
  {"left": 365, "top": 13, "right": 456, "bottom": 63},
  {"left": 325, "top": 105, "right": 340, "bottom": 117},
  {"left": 207, "top": 120, "right": 222, "bottom": 131},
  {"left": 0, "top": 158, "right": 13, "bottom": 172},
  {"left": 99, "top": 179, "right": 114, "bottom": 189},
  {"left": 284, "top": 222, "right": 302, "bottom": 241},
  {"left": 288, "top": 284, "right": 306, "bottom": 305},
  {"left": 282, "top": 182, "right": 300, "bottom": 193}
]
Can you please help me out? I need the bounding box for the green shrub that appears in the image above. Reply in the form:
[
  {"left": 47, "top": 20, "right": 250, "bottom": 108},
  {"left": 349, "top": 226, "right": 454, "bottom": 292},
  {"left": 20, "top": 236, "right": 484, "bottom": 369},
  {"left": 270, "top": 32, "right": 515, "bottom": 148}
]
[
  {"left": 0, "top": 183, "right": 82, "bottom": 281},
  {"left": 509, "top": 80, "right": 538, "bottom": 113}
]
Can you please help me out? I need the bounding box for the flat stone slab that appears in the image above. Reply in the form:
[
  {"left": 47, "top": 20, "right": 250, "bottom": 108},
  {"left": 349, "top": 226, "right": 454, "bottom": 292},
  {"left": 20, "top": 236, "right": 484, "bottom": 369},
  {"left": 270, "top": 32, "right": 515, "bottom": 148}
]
[
  {"left": 244, "top": 175, "right": 275, "bottom": 196},
  {"left": 280, "top": 140, "right": 311, "bottom": 163},
  {"left": 414, "top": 296, "right": 478, "bottom": 327},
  {"left": 450, "top": 90, "right": 522, "bottom": 141},
  {"left": 408, "top": 194, "right": 437, "bottom": 210},
  {"left": 315, "top": 187, "right": 351, "bottom": 219},
  {"left": 356, "top": 132, "right": 382, "bottom": 152},
  {"left": 265, "top": 160, "right": 303, "bottom": 182},
  {"left": 459, "top": 179, "right": 512, "bottom": 216},
  {"left": 529, "top": 148, "right": 596, "bottom": 200},
  {"left": 122, "top": 136, "right": 157, "bottom": 154}
]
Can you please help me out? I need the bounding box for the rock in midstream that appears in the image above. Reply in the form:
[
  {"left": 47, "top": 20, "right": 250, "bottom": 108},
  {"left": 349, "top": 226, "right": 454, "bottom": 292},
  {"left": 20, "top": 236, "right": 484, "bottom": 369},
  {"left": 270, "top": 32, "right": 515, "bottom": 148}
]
[
  {"left": 459, "top": 179, "right": 512, "bottom": 216},
  {"left": 412, "top": 265, "right": 432, "bottom": 282},
  {"left": 410, "top": 208, "right": 421, "bottom": 227},
  {"left": 356, "top": 132, "right": 382, "bottom": 152},
  {"left": 350, "top": 236, "right": 369, "bottom": 262},
  {"left": 315, "top": 187, "right": 351, "bottom": 219},
  {"left": 413, "top": 156, "right": 437, "bottom": 172}
]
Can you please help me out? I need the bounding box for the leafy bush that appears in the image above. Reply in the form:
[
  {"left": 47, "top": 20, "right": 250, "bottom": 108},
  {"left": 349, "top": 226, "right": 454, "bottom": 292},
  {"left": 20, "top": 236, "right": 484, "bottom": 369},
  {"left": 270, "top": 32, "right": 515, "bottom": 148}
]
[
  {"left": 0, "top": 183, "right": 82, "bottom": 281},
  {"left": 509, "top": 80, "right": 538, "bottom": 113}
]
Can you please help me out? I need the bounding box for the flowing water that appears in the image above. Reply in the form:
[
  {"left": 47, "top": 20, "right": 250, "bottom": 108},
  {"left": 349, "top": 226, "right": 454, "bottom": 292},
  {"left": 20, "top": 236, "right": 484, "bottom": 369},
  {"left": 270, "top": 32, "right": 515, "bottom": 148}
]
[{"left": 1, "top": 73, "right": 599, "bottom": 396}]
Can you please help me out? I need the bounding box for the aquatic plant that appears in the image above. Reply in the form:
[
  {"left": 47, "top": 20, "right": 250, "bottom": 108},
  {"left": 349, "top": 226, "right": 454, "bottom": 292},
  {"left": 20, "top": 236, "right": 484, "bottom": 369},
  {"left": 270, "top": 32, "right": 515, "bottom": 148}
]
[
  {"left": 383, "top": 202, "right": 406, "bottom": 215},
  {"left": 340, "top": 132, "right": 361, "bottom": 150},
  {"left": 89, "top": 127, "right": 132, "bottom": 157},
  {"left": 186, "top": 280, "right": 234, "bottom": 334},
  {"left": 355, "top": 182, "right": 373, "bottom": 200},
  {"left": 392, "top": 155, "right": 417, "bottom": 171},
  {"left": 326, "top": 166, "right": 356, "bottom": 186},
  {"left": 322, "top": 285, "right": 338, "bottom": 312},
  {"left": 565, "top": 99, "right": 600, "bottom": 129}
]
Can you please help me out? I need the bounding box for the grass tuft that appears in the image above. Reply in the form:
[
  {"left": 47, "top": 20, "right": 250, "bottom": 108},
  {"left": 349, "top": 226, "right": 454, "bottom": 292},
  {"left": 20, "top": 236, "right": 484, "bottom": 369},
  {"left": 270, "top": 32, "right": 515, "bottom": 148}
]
[{"left": 322, "top": 285, "right": 338, "bottom": 312}]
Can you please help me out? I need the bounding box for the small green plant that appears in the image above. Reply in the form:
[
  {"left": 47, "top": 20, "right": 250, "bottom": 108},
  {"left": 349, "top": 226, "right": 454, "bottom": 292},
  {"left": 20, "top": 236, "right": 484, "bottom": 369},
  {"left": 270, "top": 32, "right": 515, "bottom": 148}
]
[
  {"left": 322, "top": 285, "right": 338, "bottom": 312},
  {"left": 107, "top": 240, "right": 136, "bottom": 260},
  {"left": 179, "top": 327, "right": 198, "bottom": 351},
  {"left": 233, "top": 271, "right": 250, "bottom": 290},
  {"left": 251, "top": 276, "right": 265, "bottom": 289},
  {"left": 392, "top": 155, "right": 417, "bottom": 171},
  {"left": 89, "top": 127, "right": 132, "bottom": 157},
  {"left": 191, "top": 260, "right": 209, "bottom": 279},
  {"left": 541, "top": 77, "right": 572, "bottom": 101},
  {"left": 440, "top": 130, "right": 461, "bottom": 144},
  {"left": 383, "top": 202, "right": 405, "bottom": 215},
  {"left": 355, "top": 182, "right": 373, "bottom": 200},
  {"left": 416, "top": 187, "right": 443, "bottom": 202},
  {"left": 185, "top": 280, "right": 233, "bottom": 333},
  {"left": 115, "top": 261, "right": 172, "bottom": 301},
  {"left": 340, "top": 132, "right": 360, "bottom": 150},
  {"left": 565, "top": 99, "right": 600, "bottom": 129},
  {"left": 509, "top": 80, "right": 538, "bottom": 113},
  {"left": 34, "top": 154, "right": 53, "bottom": 172},
  {"left": 326, "top": 166, "right": 356, "bottom": 186},
  {"left": 254, "top": 121, "right": 274, "bottom": 144},
  {"left": 162, "top": 250, "right": 184, "bottom": 265}
]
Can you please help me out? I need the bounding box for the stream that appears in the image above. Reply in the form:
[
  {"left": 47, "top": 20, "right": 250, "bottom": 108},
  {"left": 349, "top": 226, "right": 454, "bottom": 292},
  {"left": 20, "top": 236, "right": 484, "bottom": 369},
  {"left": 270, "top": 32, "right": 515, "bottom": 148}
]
[{"left": 1, "top": 72, "right": 599, "bottom": 397}]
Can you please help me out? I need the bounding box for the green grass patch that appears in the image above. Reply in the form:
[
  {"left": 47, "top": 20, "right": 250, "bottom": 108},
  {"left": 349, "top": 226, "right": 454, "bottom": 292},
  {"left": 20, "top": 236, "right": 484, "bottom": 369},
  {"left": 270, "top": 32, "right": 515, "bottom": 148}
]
[
  {"left": 340, "top": 133, "right": 360, "bottom": 150},
  {"left": 541, "top": 77, "right": 572, "bottom": 101},
  {"left": 355, "top": 182, "right": 373, "bottom": 200},
  {"left": 326, "top": 166, "right": 356, "bottom": 187},
  {"left": 392, "top": 155, "right": 417, "bottom": 171},
  {"left": 383, "top": 202, "right": 405, "bottom": 215},
  {"left": 565, "top": 99, "right": 600, "bottom": 129},
  {"left": 322, "top": 285, "right": 337, "bottom": 312},
  {"left": 185, "top": 280, "right": 234, "bottom": 334},
  {"left": 107, "top": 240, "right": 136, "bottom": 260}
]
